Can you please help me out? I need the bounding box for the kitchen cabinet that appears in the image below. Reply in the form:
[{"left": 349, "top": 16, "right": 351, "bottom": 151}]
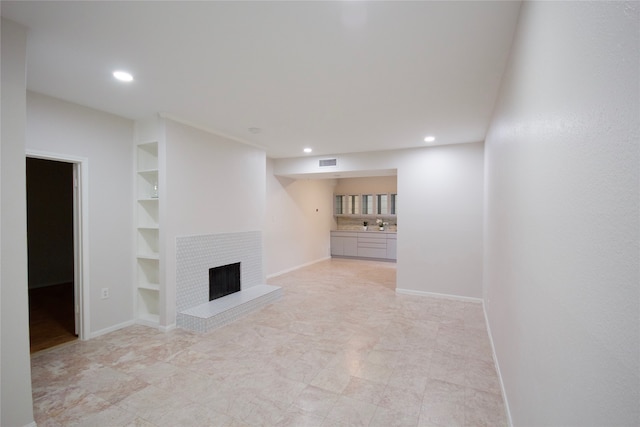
[
  {"left": 386, "top": 234, "right": 397, "bottom": 259},
  {"left": 335, "top": 195, "right": 346, "bottom": 215},
  {"left": 330, "top": 231, "right": 397, "bottom": 261},
  {"left": 376, "top": 194, "right": 388, "bottom": 215},
  {"left": 357, "top": 233, "right": 387, "bottom": 258},
  {"left": 330, "top": 231, "right": 358, "bottom": 256},
  {"left": 361, "top": 194, "right": 374, "bottom": 215},
  {"left": 334, "top": 193, "right": 397, "bottom": 217}
]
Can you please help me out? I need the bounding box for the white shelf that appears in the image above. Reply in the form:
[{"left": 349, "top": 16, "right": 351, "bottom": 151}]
[
  {"left": 135, "top": 141, "right": 160, "bottom": 327},
  {"left": 136, "top": 257, "right": 159, "bottom": 289},
  {"left": 137, "top": 142, "right": 158, "bottom": 171},
  {"left": 137, "top": 200, "right": 159, "bottom": 228},
  {"left": 138, "top": 168, "right": 159, "bottom": 175},
  {"left": 138, "top": 282, "right": 160, "bottom": 292},
  {"left": 137, "top": 253, "right": 160, "bottom": 260},
  {"left": 137, "top": 281, "right": 160, "bottom": 323},
  {"left": 137, "top": 228, "right": 159, "bottom": 255},
  {"left": 137, "top": 312, "right": 160, "bottom": 327},
  {"left": 137, "top": 170, "right": 158, "bottom": 199}
]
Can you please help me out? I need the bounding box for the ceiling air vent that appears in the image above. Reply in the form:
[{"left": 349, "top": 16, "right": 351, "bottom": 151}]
[{"left": 319, "top": 158, "right": 337, "bottom": 167}]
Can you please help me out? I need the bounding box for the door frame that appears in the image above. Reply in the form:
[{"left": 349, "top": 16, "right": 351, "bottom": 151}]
[{"left": 26, "top": 150, "right": 90, "bottom": 340}]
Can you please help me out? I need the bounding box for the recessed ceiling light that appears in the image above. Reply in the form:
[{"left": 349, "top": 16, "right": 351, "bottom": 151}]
[
  {"left": 303, "top": 148, "right": 313, "bottom": 153},
  {"left": 424, "top": 136, "right": 436, "bottom": 143},
  {"left": 113, "top": 71, "right": 133, "bottom": 82}
]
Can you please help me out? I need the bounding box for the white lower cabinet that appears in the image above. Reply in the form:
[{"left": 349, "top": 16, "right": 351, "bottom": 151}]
[
  {"left": 330, "top": 231, "right": 397, "bottom": 260},
  {"left": 330, "top": 232, "right": 358, "bottom": 256},
  {"left": 386, "top": 235, "right": 397, "bottom": 259},
  {"left": 357, "top": 234, "right": 387, "bottom": 259}
]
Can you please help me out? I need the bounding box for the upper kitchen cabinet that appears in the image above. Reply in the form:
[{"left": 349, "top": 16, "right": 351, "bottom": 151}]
[
  {"left": 375, "top": 193, "right": 397, "bottom": 216},
  {"left": 390, "top": 193, "right": 398, "bottom": 215},
  {"left": 333, "top": 176, "right": 397, "bottom": 218},
  {"left": 335, "top": 195, "right": 346, "bottom": 215},
  {"left": 334, "top": 193, "right": 397, "bottom": 218},
  {"left": 335, "top": 194, "right": 360, "bottom": 215},
  {"left": 376, "top": 194, "right": 388, "bottom": 215},
  {"left": 362, "top": 194, "right": 374, "bottom": 215}
]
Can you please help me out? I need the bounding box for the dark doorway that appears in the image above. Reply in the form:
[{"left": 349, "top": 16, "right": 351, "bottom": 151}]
[{"left": 26, "top": 157, "right": 77, "bottom": 353}]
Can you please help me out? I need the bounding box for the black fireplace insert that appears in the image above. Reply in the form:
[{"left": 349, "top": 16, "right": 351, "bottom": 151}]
[{"left": 209, "top": 262, "right": 240, "bottom": 301}]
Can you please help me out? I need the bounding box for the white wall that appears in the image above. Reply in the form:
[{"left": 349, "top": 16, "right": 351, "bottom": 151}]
[
  {"left": 26, "top": 91, "right": 135, "bottom": 334},
  {"left": 264, "top": 158, "right": 335, "bottom": 277},
  {"left": 163, "top": 119, "right": 266, "bottom": 325},
  {"left": 1, "top": 18, "right": 35, "bottom": 427},
  {"left": 333, "top": 175, "right": 397, "bottom": 195},
  {"left": 272, "top": 143, "right": 485, "bottom": 299},
  {"left": 396, "top": 143, "right": 484, "bottom": 299},
  {"left": 484, "top": 2, "right": 639, "bottom": 426}
]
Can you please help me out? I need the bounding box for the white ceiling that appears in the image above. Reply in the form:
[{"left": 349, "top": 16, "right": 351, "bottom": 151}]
[{"left": 2, "top": 1, "right": 521, "bottom": 159}]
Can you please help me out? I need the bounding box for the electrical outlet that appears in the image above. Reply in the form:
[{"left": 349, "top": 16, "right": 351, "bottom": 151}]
[{"left": 101, "top": 288, "right": 109, "bottom": 299}]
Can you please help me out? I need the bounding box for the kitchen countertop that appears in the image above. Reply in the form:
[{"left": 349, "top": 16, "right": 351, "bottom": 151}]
[{"left": 332, "top": 229, "right": 397, "bottom": 234}]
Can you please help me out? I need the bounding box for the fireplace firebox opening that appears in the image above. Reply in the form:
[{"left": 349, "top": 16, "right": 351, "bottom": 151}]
[{"left": 209, "top": 262, "right": 241, "bottom": 301}]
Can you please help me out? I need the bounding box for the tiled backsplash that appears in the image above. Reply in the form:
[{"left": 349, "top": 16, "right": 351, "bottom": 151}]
[
  {"left": 337, "top": 216, "right": 397, "bottom": 231},
  {"left": 175, "top": 231, "right": 263, "bottom": 313}
]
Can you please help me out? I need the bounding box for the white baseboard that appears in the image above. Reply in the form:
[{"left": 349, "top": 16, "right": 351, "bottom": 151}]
[
  {"left": 483, "top": 301, "right": 513, "bottom": 427},
  {"left": 87, "top": 319, "right": 136, "bottom": 339},
  {"left": 159, "top": 323, "right": 176, "bottom": 332},
  {"left": 135, "top": 317, "right": 159, "bottom": 329},
  {"left": 395, "top": 288, "right": 483, "bottom": 303},
  {"left": 266, "top": 256, "right": 331, "bottom": 279}
]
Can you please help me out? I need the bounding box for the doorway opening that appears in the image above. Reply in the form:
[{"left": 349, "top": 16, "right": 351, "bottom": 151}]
[{"left": 26, "top": 153, "right": 88, "bottom": 352}]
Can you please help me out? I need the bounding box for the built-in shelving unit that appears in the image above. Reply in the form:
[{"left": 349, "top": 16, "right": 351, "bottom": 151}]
[{"left": 135, "top": 142, "right": 160, "bottom": 326}]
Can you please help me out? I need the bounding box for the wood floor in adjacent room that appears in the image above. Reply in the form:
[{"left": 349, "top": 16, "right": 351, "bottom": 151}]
[{"left": 29, "top": 282, "right": 77, "bottom": 353}]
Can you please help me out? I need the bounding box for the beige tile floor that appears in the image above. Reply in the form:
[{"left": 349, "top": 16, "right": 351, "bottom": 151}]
[{"left": 31, "top": 258, "right": 507, "bottom": 426}]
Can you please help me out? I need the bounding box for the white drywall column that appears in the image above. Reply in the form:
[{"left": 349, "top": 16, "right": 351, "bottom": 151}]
[
  {"left": 484, "top": 2, "right": 639, "bottom": 425},
  {"left": 396, "top": 142, "right": 484, "bottom": 299},
  {"left": 1, "top": 18, "right": 35, "bottom": 427}
]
